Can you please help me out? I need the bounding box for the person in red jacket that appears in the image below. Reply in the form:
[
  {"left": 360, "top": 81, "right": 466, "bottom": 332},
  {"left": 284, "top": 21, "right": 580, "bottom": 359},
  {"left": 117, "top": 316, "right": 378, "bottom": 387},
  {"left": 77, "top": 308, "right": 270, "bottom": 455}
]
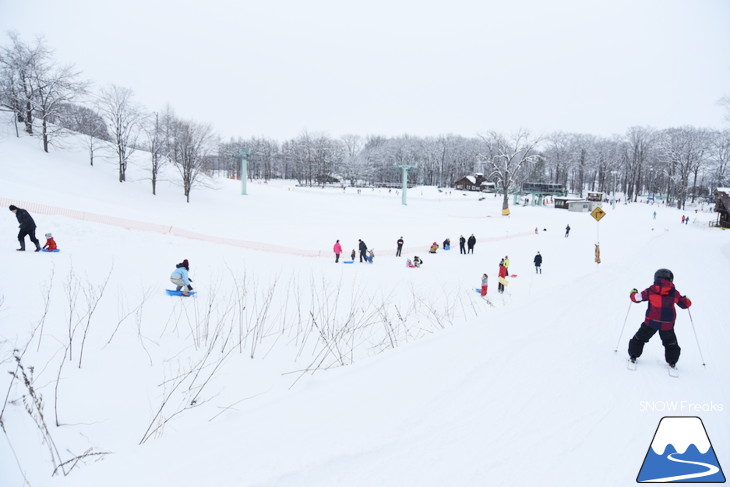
[
  {"left": 497, "top": 259, "right": 508, "bottom": 294},
  {"left": 43, "top": 232, "right": 57, "bottom": 250},
  {"left": 628, "top": 268, "right": 691, "bottom": 368}
]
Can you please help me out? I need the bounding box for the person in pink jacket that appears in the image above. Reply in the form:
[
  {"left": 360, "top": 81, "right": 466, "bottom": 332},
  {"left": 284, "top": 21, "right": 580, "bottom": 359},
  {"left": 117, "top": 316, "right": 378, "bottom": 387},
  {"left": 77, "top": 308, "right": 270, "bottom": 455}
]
[{"left": 333, "top": 239, "right": 342, "bottom": 263}]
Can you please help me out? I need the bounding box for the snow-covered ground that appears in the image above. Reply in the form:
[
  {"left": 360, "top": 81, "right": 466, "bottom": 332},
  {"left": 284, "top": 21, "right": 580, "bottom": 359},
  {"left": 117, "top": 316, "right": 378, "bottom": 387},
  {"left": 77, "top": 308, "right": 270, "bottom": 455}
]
[{"left": 1, "top": 127, "right": 728, "bottom": 487}]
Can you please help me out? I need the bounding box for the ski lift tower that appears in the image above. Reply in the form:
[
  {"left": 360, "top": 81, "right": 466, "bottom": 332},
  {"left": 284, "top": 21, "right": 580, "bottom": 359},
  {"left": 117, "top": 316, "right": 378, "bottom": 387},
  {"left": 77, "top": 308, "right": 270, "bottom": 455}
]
[
  {"left": 240, "top": 150, "right": 250, "bottom": 195},
  {"left": 398, "top": 164, "right": 417, "bottom": 205}
]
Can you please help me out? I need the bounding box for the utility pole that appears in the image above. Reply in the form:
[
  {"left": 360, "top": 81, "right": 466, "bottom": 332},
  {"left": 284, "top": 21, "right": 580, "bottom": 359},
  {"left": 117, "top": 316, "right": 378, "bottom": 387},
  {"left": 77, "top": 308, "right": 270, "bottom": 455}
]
[
  {"left": 398, "top": 164, "right": 417, "bottom": 206},
  {"left": 241, "top": 150, "right": 250, "bottom": 195}
]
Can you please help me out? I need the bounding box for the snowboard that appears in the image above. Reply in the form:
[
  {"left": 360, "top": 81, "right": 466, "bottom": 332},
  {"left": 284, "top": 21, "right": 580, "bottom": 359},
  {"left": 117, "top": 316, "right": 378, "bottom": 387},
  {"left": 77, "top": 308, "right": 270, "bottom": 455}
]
[
  {"left": 498, "top": 277, "right": 509, "bottom": 286},
  {"left": 165, "top": 289, "right": 197, "bottom": 296},
  {"left": 41, "top": 249, "right": 60, "bottom": 252}
]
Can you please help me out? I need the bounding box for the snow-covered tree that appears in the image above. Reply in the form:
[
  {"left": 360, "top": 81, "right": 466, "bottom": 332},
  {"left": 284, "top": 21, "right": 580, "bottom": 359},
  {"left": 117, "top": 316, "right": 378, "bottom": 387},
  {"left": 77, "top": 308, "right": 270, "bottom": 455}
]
[
  {"left": 621, "top": 127, "right": 655, "bottom": 201},
  {"left": 0, "top": 33, "right": 45, "bottom": 136},
  {"left": 480, "top": 129, "right": 542, "bottom": 213},
  {"left": 658, "top": 127, "right": 711, "bottom": 209}
]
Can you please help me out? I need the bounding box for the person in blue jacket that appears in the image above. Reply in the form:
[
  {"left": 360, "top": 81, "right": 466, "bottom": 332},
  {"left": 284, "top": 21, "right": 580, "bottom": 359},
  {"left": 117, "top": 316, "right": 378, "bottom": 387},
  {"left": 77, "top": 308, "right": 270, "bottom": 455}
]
[{"left": 170, "top": 259, "right": 193, "bottom": 295}]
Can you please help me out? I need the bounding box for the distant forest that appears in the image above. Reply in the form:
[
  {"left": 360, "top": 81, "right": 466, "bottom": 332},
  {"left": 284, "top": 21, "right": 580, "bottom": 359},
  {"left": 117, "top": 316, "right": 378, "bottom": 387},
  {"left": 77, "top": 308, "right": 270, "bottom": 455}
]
[{"left": 2, "top": 34, "right": 729, "bottom": 208}]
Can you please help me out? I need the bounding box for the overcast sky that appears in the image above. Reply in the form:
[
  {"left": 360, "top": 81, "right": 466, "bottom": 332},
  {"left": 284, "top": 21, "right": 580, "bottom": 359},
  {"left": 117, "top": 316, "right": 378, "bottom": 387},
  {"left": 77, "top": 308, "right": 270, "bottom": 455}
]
[{"left": 1, "top": 0, "right": 729, "bottom": 141}]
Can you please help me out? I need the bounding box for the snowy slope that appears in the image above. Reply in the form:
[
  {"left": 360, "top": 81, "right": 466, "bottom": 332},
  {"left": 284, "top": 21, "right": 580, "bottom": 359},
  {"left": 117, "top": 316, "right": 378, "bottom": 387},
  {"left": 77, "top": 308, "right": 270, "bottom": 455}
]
[{"left": 1, "top": 128, "right": 728, "bottom": 487}]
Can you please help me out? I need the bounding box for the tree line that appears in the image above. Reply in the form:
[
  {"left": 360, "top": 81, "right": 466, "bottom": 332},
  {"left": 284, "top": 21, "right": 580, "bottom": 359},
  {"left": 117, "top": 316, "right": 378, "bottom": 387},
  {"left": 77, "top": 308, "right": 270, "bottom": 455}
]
[{"left": 2, "top": 34, "right": 728, "bottom": 209}]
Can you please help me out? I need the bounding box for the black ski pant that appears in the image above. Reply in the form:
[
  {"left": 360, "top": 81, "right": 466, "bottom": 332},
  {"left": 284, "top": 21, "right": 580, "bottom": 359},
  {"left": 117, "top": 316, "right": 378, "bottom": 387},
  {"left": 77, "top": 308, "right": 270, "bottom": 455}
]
[
  {"left": 335, "top": 253, "right": 340, "bottom": 263},
  {"left": 467, "top": 246, "right": 474, "bottom": 254},
  {"left": 628, "top": 323, "right": 681, "bottom": 365},
  {"left": 460, "top": 244, "right": 465, "bottom": 254},
  {"left": 360, "top": 250, "right": 367, "bottom": 262},
  {"left": 18, "top": 228, "right": 40, "bottom": 250},
  {"left": 396, "top": 245, "right": 402, "bottom": 257}
]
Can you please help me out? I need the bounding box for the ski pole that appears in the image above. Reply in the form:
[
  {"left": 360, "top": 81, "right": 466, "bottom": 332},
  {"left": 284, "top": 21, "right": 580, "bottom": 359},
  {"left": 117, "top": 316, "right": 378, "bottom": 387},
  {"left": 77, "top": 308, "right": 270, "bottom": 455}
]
[
  {"left": 614, "top": 302, "right": 633, "bottom": 352},
  {"left": 687, "top": 308, "right": 706, "bottom": 367}
]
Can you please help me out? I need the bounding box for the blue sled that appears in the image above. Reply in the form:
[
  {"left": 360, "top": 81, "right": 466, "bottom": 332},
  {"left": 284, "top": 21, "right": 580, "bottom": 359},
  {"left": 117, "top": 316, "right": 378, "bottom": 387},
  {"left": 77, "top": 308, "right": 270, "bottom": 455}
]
[
  {"left": 166, "top": 289, "right": 197, "bottom": 296},
  {"left": 41, "top": 249, "right": 60, "bottom": 252},
  {"left": 342, "top": 261, "right": 354, "bottom": 264}
]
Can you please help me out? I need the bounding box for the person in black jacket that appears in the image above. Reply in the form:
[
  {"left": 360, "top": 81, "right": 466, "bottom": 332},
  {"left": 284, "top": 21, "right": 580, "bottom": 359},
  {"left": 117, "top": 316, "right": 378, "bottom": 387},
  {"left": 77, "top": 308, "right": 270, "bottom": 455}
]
[
  {"left": 459, "top": 235, "right": 466, "bottom": 254},
  {"left": 9, "top": 205, "right": 41, "bottom": 252},
  {"left": 467, "top": 234, "right": 476, "bottom": 254},
  {"left": 358, "top": 239, "right": 368, "bottom": 263},
  {"left": 396, "top": 236, "right": 404, "bottom": 257},
  {"left": 533, "top": 251, "right": 542, "bottom": 274}
]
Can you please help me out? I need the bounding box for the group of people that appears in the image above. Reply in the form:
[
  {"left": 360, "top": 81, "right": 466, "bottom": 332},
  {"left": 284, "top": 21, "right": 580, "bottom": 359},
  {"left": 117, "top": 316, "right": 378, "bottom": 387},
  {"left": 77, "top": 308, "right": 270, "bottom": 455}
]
[
  {"left": 17, "top": 206, "right": 690, "bottom": 370},
  {"left": 333, "top": 233, "right": 479, "bottom": 266},
  {"left": 332, "top": 239, "right": 374, "bottom": 263},
  {"left": 459, "top": 234, "right": 477, "bottom": 254},
  {"left": 8, "top": 205, "right": 57, "bottom": 252}
]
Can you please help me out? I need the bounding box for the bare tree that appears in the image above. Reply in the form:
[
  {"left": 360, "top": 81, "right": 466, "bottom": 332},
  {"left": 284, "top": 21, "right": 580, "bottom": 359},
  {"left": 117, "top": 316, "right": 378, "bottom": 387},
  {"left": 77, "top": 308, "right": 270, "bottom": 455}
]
[
  {"left": 30, "top": 62, "right": 88, "bottom": 152},
  {"left": 621, "top": 127, "right": 655, "bottom": 201},
  {"left": 658, "top": 126, "right": 711, "bottom": 209},
  {"left": 167, "top": 115, "right": 216, "bottom": 202},
  {"left": 480, "top": 129, "right": 542, "bottom": 213},
  {"left": 144, "top": 111, "right": 166, "bottom": 194},
  {"left": 54, "top": 103, "right": 108, "bottom": 165},
  {"left": 97, "top": 85, "right": 142, "bottom": 182}
]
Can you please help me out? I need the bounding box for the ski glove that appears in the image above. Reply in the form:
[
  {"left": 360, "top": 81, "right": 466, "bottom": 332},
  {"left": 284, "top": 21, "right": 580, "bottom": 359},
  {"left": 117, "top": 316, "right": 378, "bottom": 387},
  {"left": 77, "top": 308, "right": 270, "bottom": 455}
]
[
  {"left": 188, "top": 285, "right": 193, "bottom": 291},
  {"left": 189, "top": 278, "right": 193, "bottom": 282}
]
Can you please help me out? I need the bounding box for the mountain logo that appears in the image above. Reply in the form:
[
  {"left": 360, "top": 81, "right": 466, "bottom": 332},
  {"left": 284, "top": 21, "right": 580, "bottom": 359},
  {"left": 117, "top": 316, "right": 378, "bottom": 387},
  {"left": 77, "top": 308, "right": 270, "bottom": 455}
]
[{"left": 637, "top": 416, "right": 725, "bottom": 483}]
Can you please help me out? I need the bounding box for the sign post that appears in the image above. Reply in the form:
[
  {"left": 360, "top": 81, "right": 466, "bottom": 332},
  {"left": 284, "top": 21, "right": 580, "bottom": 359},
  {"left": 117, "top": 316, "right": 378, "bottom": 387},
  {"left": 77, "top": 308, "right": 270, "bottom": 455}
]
[{"left": 591, "top": 206, "right": 606, "bottom": 264}]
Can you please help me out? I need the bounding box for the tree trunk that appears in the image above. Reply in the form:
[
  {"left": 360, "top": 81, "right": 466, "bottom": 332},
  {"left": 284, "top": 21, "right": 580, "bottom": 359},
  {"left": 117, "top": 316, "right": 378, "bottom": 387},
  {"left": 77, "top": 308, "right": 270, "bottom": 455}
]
[{"left": 42, "top": 118, "right": 49, "bottom": 153}]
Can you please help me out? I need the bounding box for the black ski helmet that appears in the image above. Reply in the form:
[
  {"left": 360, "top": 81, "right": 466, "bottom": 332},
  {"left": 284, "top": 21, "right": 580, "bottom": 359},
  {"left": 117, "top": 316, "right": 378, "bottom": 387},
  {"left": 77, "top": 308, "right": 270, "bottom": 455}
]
[{"left": 654, "top": 268, "right": 674, "bottom": 282}]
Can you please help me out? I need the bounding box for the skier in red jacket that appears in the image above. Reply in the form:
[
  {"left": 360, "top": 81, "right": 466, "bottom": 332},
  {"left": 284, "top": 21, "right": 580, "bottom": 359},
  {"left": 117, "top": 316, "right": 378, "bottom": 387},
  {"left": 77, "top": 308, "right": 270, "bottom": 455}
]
[{"left": 628, "top": 268, "right": 691, "bottom": 369}]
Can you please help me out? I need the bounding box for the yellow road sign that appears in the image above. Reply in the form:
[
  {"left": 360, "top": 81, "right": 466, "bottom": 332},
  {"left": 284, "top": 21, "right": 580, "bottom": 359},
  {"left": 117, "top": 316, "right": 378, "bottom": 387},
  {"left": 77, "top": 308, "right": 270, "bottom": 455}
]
[{"left": 591, "top": 207, "right": 606, "bottom": 221}]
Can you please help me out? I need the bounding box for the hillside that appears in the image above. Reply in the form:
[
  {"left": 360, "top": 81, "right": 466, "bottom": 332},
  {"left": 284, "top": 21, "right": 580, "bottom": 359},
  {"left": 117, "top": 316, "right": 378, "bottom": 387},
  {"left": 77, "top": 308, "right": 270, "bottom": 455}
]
[{"left": 1, "top": 128, "right": 728, "bottom": 487}]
